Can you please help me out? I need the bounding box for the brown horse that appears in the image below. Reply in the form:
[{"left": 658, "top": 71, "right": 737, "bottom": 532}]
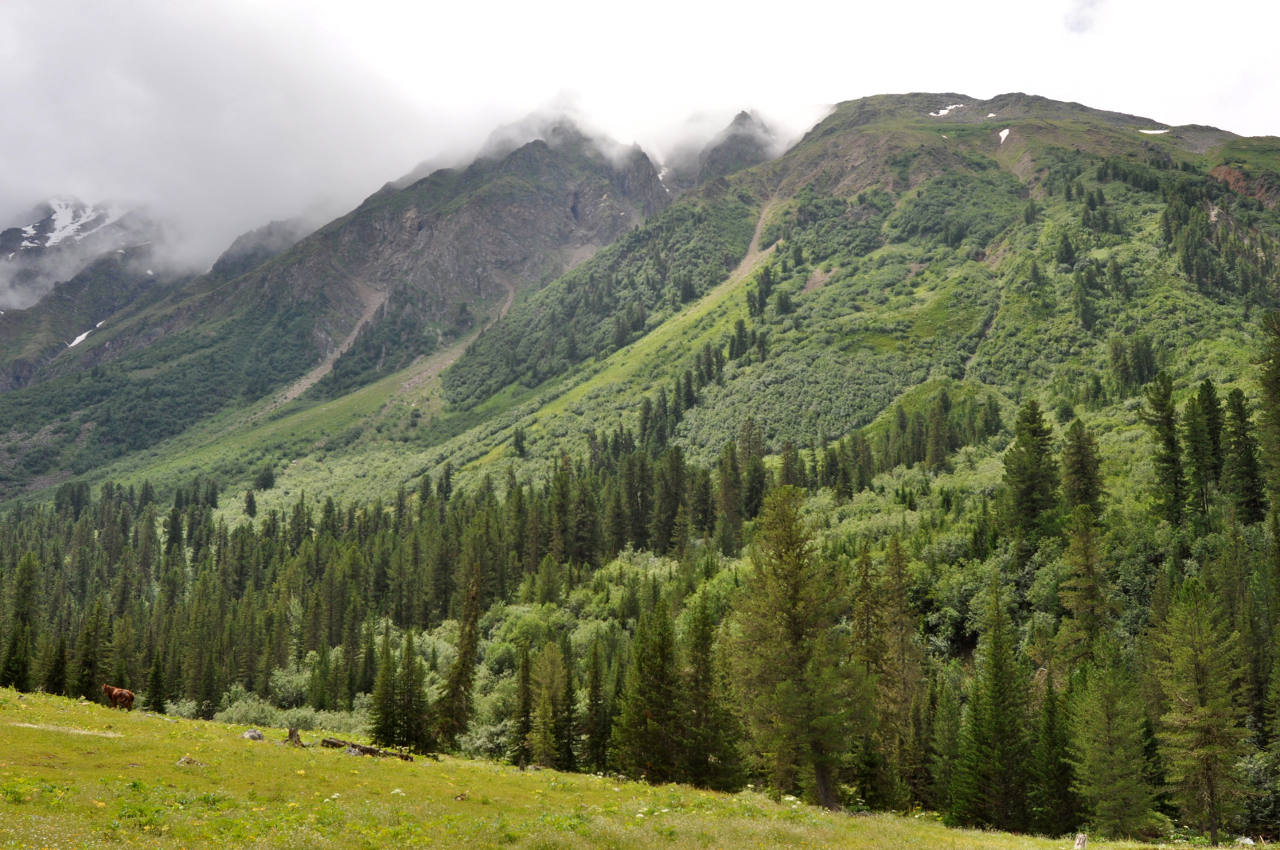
[{"left": 101, "top": 683, "right": 134, "bottom": 711}]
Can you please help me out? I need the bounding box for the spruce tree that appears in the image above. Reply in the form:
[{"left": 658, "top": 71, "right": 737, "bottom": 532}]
[
  {"left": 612, "top": 604, "right": 681, "bottom": 783},
  {"left": 1069, "top": 660, "right": 1159, "bottom": 838},
  {"left": 144, "top": 651, "right": 165, "bottom": 713},
  {"left": 397, "top": 630, "right": 432, "bottom": 754},
  {"left": 1155, "top": 577, "right": 1248, "bottom": 845},
  {"left": 510, "top": 647, "right": 533, "bottom": 767},
  {"left": 43, "top": 634, "right": 68, "bottom": 697},
  {"left": 1142, "top": 372, "right": 1185, "bottom": 527},
  {"left": 1028, "top": 679, "right": 1081, "bottom": 835},
  {"left": 878, "top": 535, "right": 926, "bottom": 807},
  {"left": 583, "top": 640, "right": 610, "bottom": 773},
  {"left": 681, "top": 592, "right": 743, "bottom": 791},
  {"left": 1223, "top": 388, "right": 1267, "bottom": 524},
  {"left": 554, "top": 640, "right": 577, "bottom": 772},
  {"left": 1060, "top": 419, "right": 1103, "bottom": 515},
  {"left": 370, "top": 624, "right": 399, "bottom": 748},
  {"left": 728, "top": 486, "right": 865, "bottom": 808},
  {"left": 1003, "top": 400, "right": 1060, "bottom": 549},
  {"left": 1258, "top": 312, "right": 1280, "bottom": 504},
  {"left": 1056, "top": 506, "right": 1115, "bottom": 667},
  {"left": 949, "top": 572, "right": 1030, "bottom": 831}
]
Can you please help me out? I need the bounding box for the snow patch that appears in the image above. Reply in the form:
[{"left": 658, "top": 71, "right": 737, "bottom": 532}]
[
  {"left": 68, "top": 330, "right": 92, "bottom": 348},
  {"left": 1139, "top": 128, "right": 1169, "bottom": 135},
  {"left": 96, "top": 320, "right": 105, "bottom": 328},
  {"left": 20, "top": 225, "right": 35, "bottom": 237},
  {"left": 146, "top": 269, "right": 154, "bottom": 276},
  {"left": 987, "top": 112, "right": 997, "bottom": 118},
  {"left": 929, "top": 103, "right": 966, "bottom": 117},
  {"left": 5, "top": 253, "right": 12, "bottom": 261},
  {"left": 72, "top": 203, "right": 128, "bottom": 242},
  {"left": 999, "top": 128, "right": 1010, "bottom": 144}
]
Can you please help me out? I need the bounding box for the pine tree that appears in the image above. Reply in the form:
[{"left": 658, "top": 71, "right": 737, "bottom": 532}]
[
  {"left": 1069, "top": 660, "right": 1159, "bottom": 838},
  {"left": 1028, "top": 679, "right": 1081, "bottom": 835},
  {"left": 729, "top": 486, "right": 866, "bottom": 808},
  {"left": 1142, "top": 372, "right": 1185, "bottom": 527},
  {"left": 612, "top": 604, "right": 681, "bottom": 783},
  {"left": 681, "top": 592, "right": 743, "bottom": 791},
  {"left": 1056, "top": 506, "right": 1115, "bottom": 667},
  {"left": 1197, "top": 378, "right": 1224, "bottom": 482},
  {"left": 554, "top": 640, "right": 577, "bottom": 772},
  {"left": 949, "top": 572, "right": 1030, "bottom": 831},
  {"left": 1223, "top": 388, "right": 1267, "bottom": 524},
  {"left": 1182, "top": 395, "right": 1213, "bottom": 520},
  {"left": 397, "top": 630, "right": 432, "bottom": 754},
  {"left": 850, "top": 544, "right": 885, "bottom": 676},
  {"left": 510, "top": 647, "right": 533, "bottom": 767},
  {"left": 370, "top": 624, "right": 399, "bottom": 748},
  {"left": 144, "top": 651, "right": 165, "bottom": 712},
  {"left": 43, "top": 634, "right": 68, "bottom": 697},
  {"left": 1003, "top": 400, "right": 1060, "bottom": 549},
  {"left": 582, "top": 640, "right": 610, "bottom": 773},
  {"left": 1060, "top": 419, "right": 1103, "bottom": 515},
  {"left": 878, "top": 535, "right": 927, "bottom": 807},
  {"left": 1155, "top": 577, "right": 1248, "bottom": 845}
]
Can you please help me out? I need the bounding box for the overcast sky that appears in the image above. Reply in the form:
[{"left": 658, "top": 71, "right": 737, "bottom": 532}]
[{"left": 4, "top": 0, "right": 1278, "bottom": 265}]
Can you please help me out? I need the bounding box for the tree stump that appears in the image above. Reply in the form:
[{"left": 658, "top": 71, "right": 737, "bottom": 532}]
[
  {"left": 285, "top": 727, "right": 303, "bottom": 747},
  {"left": 1074, "top": 834, "right": 1087, "bottom": 850}
]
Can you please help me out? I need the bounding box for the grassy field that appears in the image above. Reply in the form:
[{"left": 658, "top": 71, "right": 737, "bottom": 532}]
[{"left": 0, "top": 689, "right": 1162, "bottom": 849}]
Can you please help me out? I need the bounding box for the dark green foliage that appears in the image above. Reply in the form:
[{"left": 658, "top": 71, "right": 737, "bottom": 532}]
[
  {"left": 1223, "top": 388, "right": 1267, "bottom": 524},
  {"left": 680, "top": 592, "right": 743, "bottom": 791},
  {"left": 1060, "top": 419, "right": 1102, "bottom": 515},
  {"left": 728, "top": 487, "right": 867, "bottom": 808},
  {"left": 612, "top": 603, "right": 682, "bottom": 783},
  {"left": 885, "top": 172, "right": 1024, "bottom": 250},
  {"left": 1142, "top": 373, "right": 1185, "bottom": 527},
  {"left": 1028, "top": 680, "right": 1080, "bottom": 836},
  {"left": 1002, "top": 400, "right": 1059, "bottom": 548},
  {"left": 1069, "top": 661, "right": 1159, "bottom": 837},
  {"left": 949, "top": 574, "right": 1030, "bottom": 832},
  {"left": 1155, "top": 577, "right": 1248, "bottom": 845}
]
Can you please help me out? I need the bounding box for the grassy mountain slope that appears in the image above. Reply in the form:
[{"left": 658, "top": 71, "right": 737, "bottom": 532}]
[
  {"left": 0, "top": 689, "right": 1155, "bottom": 849},
  {"left": 6, "top": 92, "right": 1278, "bottom": 516},
  {"left": 0, "top": 124, "right": 667, "bottom": 501}
]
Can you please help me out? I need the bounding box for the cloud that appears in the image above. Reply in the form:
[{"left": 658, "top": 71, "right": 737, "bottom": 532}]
[{"left": 1064, "top": 0, "right": 1104, "bottom": 33}]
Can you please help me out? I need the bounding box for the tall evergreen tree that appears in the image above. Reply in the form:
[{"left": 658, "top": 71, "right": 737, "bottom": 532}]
[
  {"left": 1060, "top": 419, "right": 1103, "bottom": 516},
  {"left": 1155, "top": 577, "right": 1248, "bottom": 845},
  {"left": 397, "top": 630, "right": 433, "bottom": 754},
  {"left": 1069, "top": 660, "right": 1159, "bottom": 838},
  {"left": 510, "top": 646, "right": 533, "bottom": 767},
  {"left": 1028, "top": 679, "right": 1081, "bottom": 835},
  {"left": 1003, "top": 400, "right": 1060, "bottom": 549},
  {"left": 370, "top": 624, "right": 399, "bottom": 748},
  {"left": 1142, "top": 372, "right": 1185, "bottom": 527},
  {"left": 1056, "top": 506, "right": 1115, "bottom": 667},
  {"left": 729, "top": 486, "right": 866, "bottom": 808},
  {"left": 680, "top": 592, "right": 743, "bottom": 791},
  {"left": 612, "top": 604, "right": 682, "bottom": 783},
  {"left": 582, "top": 639, "right": 610, "bottom": 773},
  {"left": 949, "top": 572, "right": 1030, "bottom": 831},
  {"left": 1223, "top": 388, "right": 1267, "bottom": 524}
]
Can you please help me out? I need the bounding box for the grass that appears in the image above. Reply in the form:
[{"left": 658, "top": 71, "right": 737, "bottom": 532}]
[{"left": 0, "top": 688, "right": 1162, "bottom": 849}]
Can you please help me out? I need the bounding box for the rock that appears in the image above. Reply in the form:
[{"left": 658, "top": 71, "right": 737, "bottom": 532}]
[
  {"left": 242, "top": 729, "right": 264, "bottom": 741},
  {"left": 176, "top": 755, "right": 204, "bottom": 766}
]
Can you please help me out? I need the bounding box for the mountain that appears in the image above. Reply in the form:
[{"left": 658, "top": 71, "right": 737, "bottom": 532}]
[
  {"left": 6, "top": 92, "right": 1280, "bottom": 842},
  {"left": 0, "top": 117, "right": 669, "bottom": 496},
  {"left": 0, "top": 91, "right": 1278, "bottom": 505},
  {"left": 0, "top": 197, "right": 157, "bottom": 310},
  {"left": 662, "top": 110, "right": 781, "bottom": 192}
]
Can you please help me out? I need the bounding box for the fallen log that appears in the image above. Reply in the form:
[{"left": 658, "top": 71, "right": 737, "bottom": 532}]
[{"left": 320, "top": 737, "right": 413, "bottom": 761}]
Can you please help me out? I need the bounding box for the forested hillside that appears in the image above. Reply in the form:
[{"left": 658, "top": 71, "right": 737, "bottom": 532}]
[{"left": 4, "top": 92, "right": 1280, "bottom": 844}]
